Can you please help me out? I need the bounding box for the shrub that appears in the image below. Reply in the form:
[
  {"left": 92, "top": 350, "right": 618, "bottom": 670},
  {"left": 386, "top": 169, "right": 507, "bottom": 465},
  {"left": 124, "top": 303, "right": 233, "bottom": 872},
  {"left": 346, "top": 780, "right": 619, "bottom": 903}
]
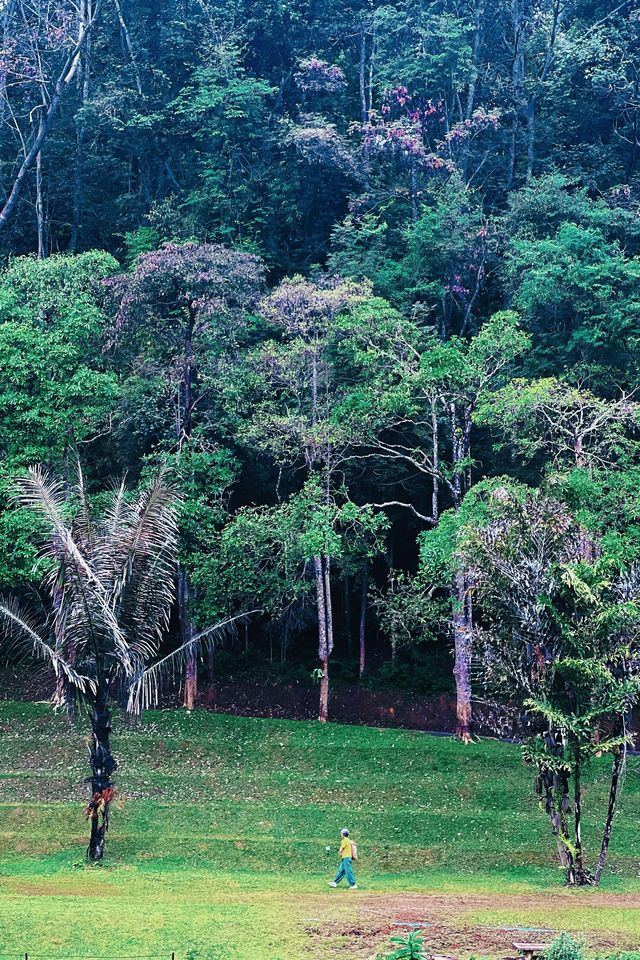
[{"left": 545, "top": 934, "right": 585, "bottom": 960}]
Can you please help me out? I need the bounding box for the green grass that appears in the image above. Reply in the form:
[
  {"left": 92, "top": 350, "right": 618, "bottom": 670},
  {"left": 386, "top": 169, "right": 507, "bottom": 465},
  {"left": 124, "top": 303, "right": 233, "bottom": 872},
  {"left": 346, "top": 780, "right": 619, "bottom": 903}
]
[{"left": 1, "top": 702, "right": 640, "bottom": 959}]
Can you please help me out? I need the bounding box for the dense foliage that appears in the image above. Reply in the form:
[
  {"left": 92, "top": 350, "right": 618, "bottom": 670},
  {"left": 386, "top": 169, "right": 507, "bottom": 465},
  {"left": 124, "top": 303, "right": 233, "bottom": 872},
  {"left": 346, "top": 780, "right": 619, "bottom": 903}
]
[{"left": 1, "top": 0, "right": 640, "bottom": 880}]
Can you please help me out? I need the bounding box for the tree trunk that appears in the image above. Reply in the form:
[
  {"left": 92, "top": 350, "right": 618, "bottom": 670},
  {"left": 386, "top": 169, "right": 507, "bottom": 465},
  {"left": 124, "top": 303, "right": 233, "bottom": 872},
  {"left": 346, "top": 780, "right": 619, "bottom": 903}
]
[
  {"left": 86, "top": 690, "right": 117, "bottom": 862},
  {"left": 324, "top": 554, "right": 334, "bottom": 662},
  {"left": 544, "top": 771, "right": 571, "bottom": 872},
  {"left": 319, "top": 656, "right": 329, "bottom": 723},
  {"left": 315, "top": 555, "right": 328, "bottom": 721},
  {"left": 507, "top": 1, "right": 526, "bottom": 191},
  {"left": 315, "top": 554, "right": 333, "bottom": 722},
  {"left": 179, "top": 312, "right": 198, "bottom": 707},
  {"left": 525, "top": 94, "right": 536, "bottom": 180},
  {"left": 114, "top": 0, "right": 143, "bottom": 94},
  {"left": 410, "top": 158, "right": 418, "bottom": 224},
  {"left": 69, "top": 119, "right": 85, "bottom": 252},
  {"left": 506, "top": 116, "right": 518, "bottom": 192},
  {"left": 323, "top": 554, "right": 334, "bottom": 717},
  {"left": 35, "top": 141, "right": 47, "bottom": 258},
  {"left": 358, "top": 24, "right": 368, "bottom": 123},
  {"left": 449, "top": 402, "right": 463, "bottom": 506},
  {"left": 182, "top": 312, "right": 195, "bottom": 442},
  {"left": 35, "top": 83, "right": 49, "bottom": 257},
  {"left": 178, "top": 565, "right": 197, "bottom": 710},
  {"left": 573, "top": 754, "right": 587, "bottom": 882},
  {"left": 525, "top": 0, "right": 561, "bottom": 183},
  {"left": 595, "top": 746, "right": 625, "bottom": 884},
  {"left": 557, "top": 769, "right": 577, "bottom": 885},
  {"left": 0, "top": 0, "right": 103, "bottom": 233},
  {"left": 184, "top": 643, "right": 197, "bottom": 709},
  {"left": 343, "top": 576, "right": 353, "bottom": 656},
  {"left": 359, "top": 568, "right": 367, "bottom": 679},
  {"left": 205, "top": 642, "right": 216, "bottom": 708},
  {"left": 431, "top": 398, "right": 439, "bottom": 520},
  {"left": 461, "top": 0, "right": 484, "bottom": 182},
  {"left": 370, "top": 24, "right": 377, "bottom": 112},
  {"left": 69, "top": 0, "right": 92, "bottom": 252},
  {"left": 452, "top": 572, "right": 472, "bottom": 743},
  {"left": 625, "top": 81, "right": 639, "bottom": 181}
]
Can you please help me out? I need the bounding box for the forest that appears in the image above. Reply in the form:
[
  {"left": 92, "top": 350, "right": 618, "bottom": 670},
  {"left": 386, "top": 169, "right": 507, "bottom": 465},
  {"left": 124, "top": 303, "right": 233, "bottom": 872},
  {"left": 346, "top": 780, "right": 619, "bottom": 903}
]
[{"left": 1, "top": 0, "right": 640, "bottom": 894}]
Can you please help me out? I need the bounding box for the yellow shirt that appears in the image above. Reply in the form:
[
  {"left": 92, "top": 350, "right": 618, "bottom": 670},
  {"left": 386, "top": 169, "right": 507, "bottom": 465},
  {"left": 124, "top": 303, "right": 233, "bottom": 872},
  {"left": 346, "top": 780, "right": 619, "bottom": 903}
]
[{"left": 339, "top": 837, "right": 353, "bottom": 858}]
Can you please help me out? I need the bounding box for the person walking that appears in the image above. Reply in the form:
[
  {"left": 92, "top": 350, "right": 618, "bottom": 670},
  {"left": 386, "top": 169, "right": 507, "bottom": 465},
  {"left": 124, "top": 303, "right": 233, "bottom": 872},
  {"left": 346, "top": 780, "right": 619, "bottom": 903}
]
[{"left": 328, "top": 828, "right": 357, "bottom": 889}]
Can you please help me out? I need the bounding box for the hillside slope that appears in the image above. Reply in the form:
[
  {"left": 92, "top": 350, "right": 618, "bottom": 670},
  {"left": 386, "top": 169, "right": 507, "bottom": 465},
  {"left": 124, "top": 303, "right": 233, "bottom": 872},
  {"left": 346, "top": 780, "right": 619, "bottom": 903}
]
[{"left": 1, "top": 703, "right": 640, "bottom": 959}]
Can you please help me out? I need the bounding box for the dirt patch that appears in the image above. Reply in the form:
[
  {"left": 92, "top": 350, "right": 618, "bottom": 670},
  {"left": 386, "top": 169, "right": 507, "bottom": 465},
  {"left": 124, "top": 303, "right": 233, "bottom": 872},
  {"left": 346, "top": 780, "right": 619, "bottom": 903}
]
[
  {"left": 0, "top": 667, "right": 458, "bottom": 732},
  {"left": 6, "top": 666, "right": 640, "bottom": 741},
  {"left": 3, "top": 880, "right": 115, "bottom": 898},
  {"left": 304, "top": 892, "right": 640, "bottom": 959}
]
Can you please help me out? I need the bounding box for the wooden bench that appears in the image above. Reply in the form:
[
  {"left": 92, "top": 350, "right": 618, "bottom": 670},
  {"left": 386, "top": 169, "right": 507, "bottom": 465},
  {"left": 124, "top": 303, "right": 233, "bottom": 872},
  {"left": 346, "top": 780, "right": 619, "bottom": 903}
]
[{"left": 513, "top": 943, "right": 549, "bottom": 960}]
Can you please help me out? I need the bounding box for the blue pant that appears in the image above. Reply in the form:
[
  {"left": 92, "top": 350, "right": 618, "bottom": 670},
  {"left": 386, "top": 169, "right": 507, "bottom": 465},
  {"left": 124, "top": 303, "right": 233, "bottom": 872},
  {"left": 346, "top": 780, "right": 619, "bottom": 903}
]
[{"left": 334, "top": 856, "right": 356, "bottom": 886}]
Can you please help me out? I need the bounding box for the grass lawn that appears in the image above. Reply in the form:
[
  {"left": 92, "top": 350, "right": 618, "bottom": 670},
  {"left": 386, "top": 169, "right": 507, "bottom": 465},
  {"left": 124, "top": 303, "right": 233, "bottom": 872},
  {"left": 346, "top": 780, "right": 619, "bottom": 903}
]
[{"left": 1, "top": 702, "right": 640, "bottom": 959}]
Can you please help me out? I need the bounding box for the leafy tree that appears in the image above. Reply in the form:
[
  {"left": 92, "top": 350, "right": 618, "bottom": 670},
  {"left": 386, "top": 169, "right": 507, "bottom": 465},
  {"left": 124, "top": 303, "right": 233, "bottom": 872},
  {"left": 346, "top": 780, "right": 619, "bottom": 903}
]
[
  {"left": 159, "top": 441, "right": 240, "bottom": 701},
  {"left": 476, "top": 378, "right": 639, "bottom": 472},
  {"left": 292, "top": 477, "right": 387, "bottom": 715},
  {"left": 193, "top": 496, "right": 314, "bottom": 630},
  {"left": 171, "top": 34, "right": 275, "bottom": 250},
  {"left": 0, "top": 252, "right": 119, "bottom": 590},
  {"left": 338, "top": 307, "right": 530, "bottom": 739},
  {"left": 329, "top": 176, "right": 491, "bottom": 335},
  {"left": 108, "top": 242, "right": 265, "bottom": 708},
  {"left": 462, "top": 483, "right": 640, "bottom": 885},
  {"left": 0, "top": 251, "right": 119, "bottom": 467},
  {"left": 240, "top": 276, "right": 375, "bottom": 718},
  {"left": 503, "top": 176, "right": 640, "bottom": 385},
  {"left": 195, "top": 476, "right": 386, "bottom": 714},
  {"left": 373, "top": 568, "right": 446, "bottom": 676},
  {"left": 399, "top": 177, "right": 491, "bottom": 337}
]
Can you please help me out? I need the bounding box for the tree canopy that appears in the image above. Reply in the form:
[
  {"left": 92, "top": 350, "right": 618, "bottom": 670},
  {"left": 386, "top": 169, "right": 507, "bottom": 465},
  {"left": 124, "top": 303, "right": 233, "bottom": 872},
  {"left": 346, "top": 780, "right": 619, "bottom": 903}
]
[{"left": 1, "top": 0, "right": 640, "bottom": 882}]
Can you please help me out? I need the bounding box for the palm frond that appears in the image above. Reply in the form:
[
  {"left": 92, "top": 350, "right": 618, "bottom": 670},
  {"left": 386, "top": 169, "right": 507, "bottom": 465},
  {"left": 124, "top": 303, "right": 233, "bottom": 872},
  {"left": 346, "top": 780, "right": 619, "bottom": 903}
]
[
  {"left": 14, "top": 467, "right": 134, "bottom": 672},
  {"left": 103, "top": 478, "right": 128, "bottom": 541},
  {"left": 0, "top": 598, "right": 95, "bottom": 694},
  {"left": 109, "top": 477, "right": 180, "bottom": 660},
  {"left": 72, "top": 458, "right": 96, "bottom": 560},
  {"left": 127, "top": 611, "right": 258, "bottom": 714},
  {"left": 2, "top": 466, "right": 180, "bottom": 709},
  {"left": 92, "top": 477, "right": 129, "bottom": 595}
]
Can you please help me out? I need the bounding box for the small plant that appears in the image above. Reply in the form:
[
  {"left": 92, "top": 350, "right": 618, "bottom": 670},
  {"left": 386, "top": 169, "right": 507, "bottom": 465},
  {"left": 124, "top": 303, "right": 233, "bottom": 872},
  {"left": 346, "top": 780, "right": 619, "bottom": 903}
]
[
  {"left": 379, "top": 931, "right": 428, "bottom": 960},
  {"left": 545, "top": 934, "right": 585, "bottom": 960}
]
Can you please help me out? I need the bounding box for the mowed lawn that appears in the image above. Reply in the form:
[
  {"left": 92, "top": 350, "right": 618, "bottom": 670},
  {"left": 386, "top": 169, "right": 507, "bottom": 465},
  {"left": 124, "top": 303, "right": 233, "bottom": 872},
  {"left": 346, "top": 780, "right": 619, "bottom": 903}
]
[{"left": 1, "top": 702, "right": 640, "bottom": 960}]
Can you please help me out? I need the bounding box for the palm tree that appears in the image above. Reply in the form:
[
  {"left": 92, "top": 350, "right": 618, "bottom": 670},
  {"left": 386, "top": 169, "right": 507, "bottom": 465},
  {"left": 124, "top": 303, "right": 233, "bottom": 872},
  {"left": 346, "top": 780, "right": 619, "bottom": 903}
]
[{"left": 0, "top": 465, "right": 244, "bottom": 861}]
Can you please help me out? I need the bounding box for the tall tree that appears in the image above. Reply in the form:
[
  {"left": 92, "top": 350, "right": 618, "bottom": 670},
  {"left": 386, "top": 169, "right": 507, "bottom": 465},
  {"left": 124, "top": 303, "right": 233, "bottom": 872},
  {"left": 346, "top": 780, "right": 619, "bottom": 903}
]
[
  {"left": 338, "top": 307, "right": 530, "bottom": 740},
  {"left": 0, "top": 0, "right": 103, "bottom": 236},
  {"left": 0, "top": 465, "right": 179, "bottom": 861},
  {"left": 463, "top": 482, "right": 640, "bottom": 885},
  {"left": 242, "top": 275, "right": 380, "bottom": 719},
  {"left": 107, "top": 242, "right": 265, "bottom": 708}
]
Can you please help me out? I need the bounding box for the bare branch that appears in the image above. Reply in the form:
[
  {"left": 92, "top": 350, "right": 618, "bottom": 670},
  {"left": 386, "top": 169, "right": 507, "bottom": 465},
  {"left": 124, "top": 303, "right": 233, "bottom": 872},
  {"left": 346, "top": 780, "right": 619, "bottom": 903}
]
[{"left": 0, "top": 0, "right": 104, "bottom": 233}]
